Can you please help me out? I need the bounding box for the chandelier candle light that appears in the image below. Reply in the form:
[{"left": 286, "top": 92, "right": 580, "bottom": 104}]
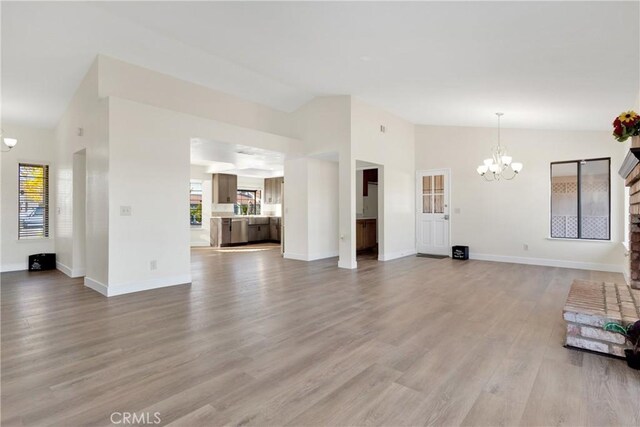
[{"left": 476, "top": 113, "right": 522, "bottom": 181}]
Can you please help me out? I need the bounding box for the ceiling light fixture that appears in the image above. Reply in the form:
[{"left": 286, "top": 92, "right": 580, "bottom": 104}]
[
  {"left": 0, "top": 129, "right": 18, "bottom": 152},
  {"left": 476, "top": 113, "right": 522, "bottom": 181}
]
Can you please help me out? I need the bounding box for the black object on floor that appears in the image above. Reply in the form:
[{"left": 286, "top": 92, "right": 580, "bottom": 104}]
[
  {"left": 452, "top": 245, "right": 469, "bottom": 260},
  {"left": 28, "top": 253, "right": 56, "bottom": 271},
  {"left": 416, "top": 253, "right": 448, "bottom": 259}
]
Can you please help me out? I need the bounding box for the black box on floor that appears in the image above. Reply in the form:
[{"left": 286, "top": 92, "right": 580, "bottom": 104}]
[
  {"left": 452, "top": 246, "right": 469, "bottom": 260},
  {"left": 28, "top": 253, "right": 56, "bottom": 271}
]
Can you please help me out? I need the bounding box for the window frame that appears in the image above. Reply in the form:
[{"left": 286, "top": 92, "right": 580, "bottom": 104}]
[
  {"left": 549, "top": 157, "right": 611, "bottom": 241},
  {"left": 189, "top": 180, "right": 203, "bottom": 228},
  {"left": 235, "top": 189, "right": 261, "bottom": 215},
  {"left": 18, "top": 162, "right": 50, "bottom": 240}
]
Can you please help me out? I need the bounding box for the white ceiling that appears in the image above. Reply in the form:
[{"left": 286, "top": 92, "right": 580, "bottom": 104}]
[
  {"left": 2, "top": 2, "right": 638, "bottom": 131},
  {"left": 191, "top": 139, "right": 285, "bottom": 178}
]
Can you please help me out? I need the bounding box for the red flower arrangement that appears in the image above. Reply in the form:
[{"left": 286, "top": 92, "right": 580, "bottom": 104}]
[{"left": 613, "top": 110, "right": 640, "bottom": 142}]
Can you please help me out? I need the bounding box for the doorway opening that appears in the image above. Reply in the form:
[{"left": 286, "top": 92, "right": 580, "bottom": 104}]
[
  {"left": 190, "top": 138, "right": 285, "bottom": 255},
  {"left": 356, "top": 161, "right": 383, "bottom": 263},
  {"left": 416, "top": 169, "right": 450, "bottom": 256}
]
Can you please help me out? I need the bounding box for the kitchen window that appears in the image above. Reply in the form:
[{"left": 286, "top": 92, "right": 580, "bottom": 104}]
[
  {"left": 550, "top": 158, "right": 610, "bottom": 240},
  {"left": 190, "top": 180, "right": 203, "bottom": 227},
  {"left": 235, "top": 190, "right": 261, "bottom": 215},
  {"left": 18, "top": 163, "right": 50, "bottom": 239}
]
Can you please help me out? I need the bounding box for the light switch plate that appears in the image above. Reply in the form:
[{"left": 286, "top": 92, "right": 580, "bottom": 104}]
[{"left": 120, "top": 206, "right": 132, "bottom": 216}]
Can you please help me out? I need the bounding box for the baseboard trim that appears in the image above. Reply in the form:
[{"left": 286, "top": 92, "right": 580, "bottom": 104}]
[
  {"left": 1, "top": 262, "right": 27, "bottom": 273},
  {"left": 379, "top": 249, "right": 417, "bottom": 262},
  {"left": 57, "top": 262, "right": 85, "bottom": 278},
  {"left": 190, "top": 242, "right": 210, "bottom": 247},
  {"left": 469, "top": 253, "right": 624, "bottom": 273},
  {"left": 283, "top": 252, "right": 309, "bottom": 261},
  {"left": 100, "top": 274, "right": 192, "bottom": 297},
  {"left": 57, "top": 262, "right": 72, "bottom": 277},
  {"left": 308, "top": 251, "right": 339, "bottom": 261},
  {"left": 284, "top": 251, "right": 339, "bottom": 262},
  {"left": 338, "top": 259, "right": 357, "bottom": 269},
  {"left": 84, "top": 277, "right": 109, "bottom": 296}
]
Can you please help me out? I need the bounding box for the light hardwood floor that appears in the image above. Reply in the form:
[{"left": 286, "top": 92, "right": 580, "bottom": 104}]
[{"left": 2, "top": 246, "right": 639, "bottom": 426}]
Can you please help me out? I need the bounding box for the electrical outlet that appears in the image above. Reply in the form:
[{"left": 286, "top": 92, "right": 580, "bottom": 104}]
[
  {"left": 150, "top": 260, "right": 157, "bottom": 270},
  {"left": 120, "top": 206, "right": 132, "bottom": 216},
  {"left": 523, "top": 244, "right": 529, "bottom": 251}
]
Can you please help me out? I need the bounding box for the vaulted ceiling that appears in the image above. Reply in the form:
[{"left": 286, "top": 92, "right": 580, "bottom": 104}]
[{"left": 2, "top": 1, "right": 638, "bottom": 130}]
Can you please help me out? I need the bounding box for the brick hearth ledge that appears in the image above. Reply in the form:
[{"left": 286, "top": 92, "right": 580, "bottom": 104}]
[{"left": 564, "top": 280, "right": 640, "bottom": 357}]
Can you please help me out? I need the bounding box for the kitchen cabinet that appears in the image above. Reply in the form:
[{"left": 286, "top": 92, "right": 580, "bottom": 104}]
[
  {"left": 356, "top": 219, "right": 377, "bottom": 252},
  {"left": 269, "top": 217, "right": 281, "bottom": 242},
  {"left": 211, "top": 218, "right": 232, "bottom": 247},
  {"left": 264, "top": 177, "right": 284, "bottom": 204},
  {"left": 259, "top": 224, "right": 270, "bottom": 241},
  {"left": 248, "top": 224, "right": 270, "bottom": 242},
  {"left": 212, "top": 173, "right": 237, "bottom": 204},
  {"left": 212, "top": 217, "right": 278, "bottom": 246}
]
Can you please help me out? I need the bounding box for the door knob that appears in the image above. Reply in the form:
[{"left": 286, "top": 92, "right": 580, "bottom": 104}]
[{"left": 444, "top": 214, "right": 449, "bottom": 220}]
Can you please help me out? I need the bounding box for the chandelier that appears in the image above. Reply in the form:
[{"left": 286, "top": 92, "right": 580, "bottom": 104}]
[{"left": 476, "top": 113, "right": 522, "bottom": 181}]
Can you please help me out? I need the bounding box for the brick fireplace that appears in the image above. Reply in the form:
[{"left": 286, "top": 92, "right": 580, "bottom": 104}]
[
  {"left": 620, "top": 135, "right": 640, "bottom": 290},
  {"left": 562, "top": 137, "right": 640, "bottom": 357}
]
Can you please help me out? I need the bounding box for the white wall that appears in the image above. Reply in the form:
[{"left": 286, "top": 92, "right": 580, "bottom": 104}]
[
  {"left": 52, "top": 56, "right": 303, "bottom": 296},
  {"left": 106, "top": 97, "right": 191, "bottom": 295},
  {"left": 416, "top": 125, "right": 626, "bottom": 272},
  {"left": 72, "top": 150, "right": 87, "bottom": 275},
  {"left": 190, "top": 165, "right": 211, "bottom": 247},
  {"left": 99, "top": 55, "right": 294, "bottom": 138},
  {"left": 283, "top": 158, "right": 309, "bottom": 260},
  {"left": 307, "top": 159, "right": 339, "bottom": 260},
  {"left": 350, "top": 98, "right": 417, "bottom": 264},
  {"left": 237, "top": 176, "right": 264, "bottom": 192},
  {"left": 55, "top": 60, "right": 110, "bottom": 281},
  {"left": 291, "top": 95, "right": 351, "bottom": 267},
  {"left": 292, "top": 96, "right": 351, "bottom": 157},
  {"left": 284, "top": 157, "right": 339, "bottom": 261},
  {"left": 1, "top": 125, "right": 56, "bottom": 272},
  {"left": 98, "top": 89, "right": 303, "bottom": 295}
]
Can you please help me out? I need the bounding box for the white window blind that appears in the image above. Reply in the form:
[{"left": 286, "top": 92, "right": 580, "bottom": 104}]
[{"left": 18, "top": 163, "right": 49, "bottom": 239}]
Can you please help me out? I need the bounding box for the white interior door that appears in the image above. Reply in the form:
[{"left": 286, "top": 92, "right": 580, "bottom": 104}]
[{"left": 416, "top": 170, "right": 450, "bottom": 255}]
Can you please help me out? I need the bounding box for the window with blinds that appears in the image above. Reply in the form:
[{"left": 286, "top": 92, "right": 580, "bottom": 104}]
[{"left": 18, "top": 163, "right": 49, "bottom": 239}]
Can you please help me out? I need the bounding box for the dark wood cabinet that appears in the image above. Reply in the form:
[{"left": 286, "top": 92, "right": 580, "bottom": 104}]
[
  {"left": 248, "top": 224, "right": 270, "bottom": 242},
  {"left": 356, "top": 219, "right": 377, "bottom": 251},
  {"left": 264, "top": 177, "right": 283, "bottom": 204},
  {"left": 269, "top": 217, "right": 281, "bottom": 242},
  {"left": 213, "top": 174, "right": 237, "bottom": 204}
]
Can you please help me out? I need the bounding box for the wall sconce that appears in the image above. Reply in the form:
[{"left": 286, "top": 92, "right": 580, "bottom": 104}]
[{"left": 1, "top": 129, "right": 18, "bottom": 152}]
